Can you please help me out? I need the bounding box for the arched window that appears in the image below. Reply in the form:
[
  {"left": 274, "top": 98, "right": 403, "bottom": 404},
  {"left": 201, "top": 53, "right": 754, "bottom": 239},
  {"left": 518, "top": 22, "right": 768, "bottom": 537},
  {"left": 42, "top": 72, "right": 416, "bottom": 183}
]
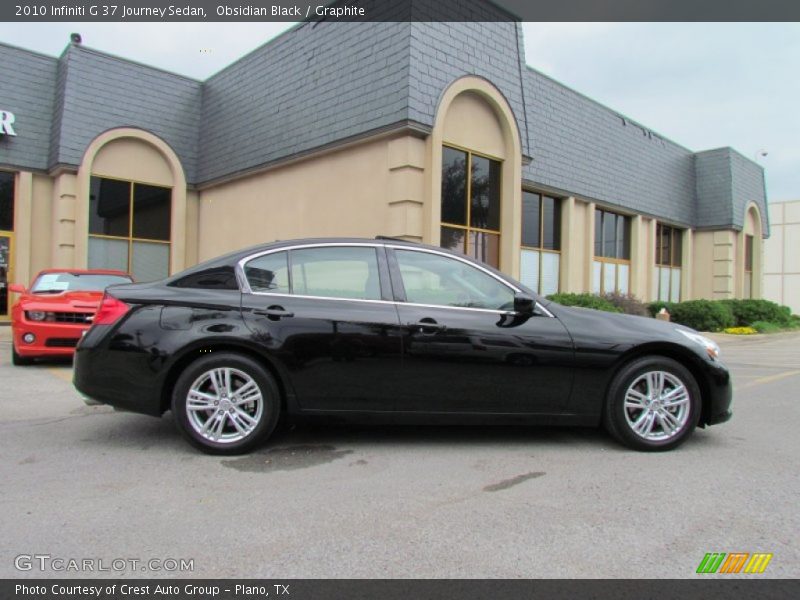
[
  {"left": 440, "top": 145, "right": 502, "bottom": 269},
  {"left": 88, "top": 176, "right": 171, "bottom": 282}
]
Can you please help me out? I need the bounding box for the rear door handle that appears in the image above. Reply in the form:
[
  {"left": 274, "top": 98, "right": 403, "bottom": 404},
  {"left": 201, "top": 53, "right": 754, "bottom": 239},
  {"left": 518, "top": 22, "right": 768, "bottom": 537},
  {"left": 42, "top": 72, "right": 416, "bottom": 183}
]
[
  {"left": 408, "top": 319, "right": 446, "bottom": 333},
  {"left": 253, "top": 306, "right": 294, "bottom": 319}
]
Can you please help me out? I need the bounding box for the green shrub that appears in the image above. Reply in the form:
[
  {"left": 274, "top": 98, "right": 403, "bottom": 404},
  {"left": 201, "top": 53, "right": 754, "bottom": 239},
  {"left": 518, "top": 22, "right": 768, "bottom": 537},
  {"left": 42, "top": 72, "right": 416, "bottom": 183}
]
[
  {"left": 667, "top": 300, "right": 735, "bottom": 332},
  {"left": 751, "top": 320, "right": 782, "bottom": 334},
  {"left": 601, "top": 293, "right": 650, "bottom": 316},
  {"left": 720, "top": 299, "right": 793, "bottom": 327},
  {"left": 546, "top": 293, "right": 622, "bottom": 313}
]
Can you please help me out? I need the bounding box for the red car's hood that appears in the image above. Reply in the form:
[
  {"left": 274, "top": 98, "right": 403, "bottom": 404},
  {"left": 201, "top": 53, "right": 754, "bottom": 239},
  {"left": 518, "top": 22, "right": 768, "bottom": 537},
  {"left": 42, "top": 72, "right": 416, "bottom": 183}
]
[{"left": 19, "top": 290, "right": 104, "bottom": 312}]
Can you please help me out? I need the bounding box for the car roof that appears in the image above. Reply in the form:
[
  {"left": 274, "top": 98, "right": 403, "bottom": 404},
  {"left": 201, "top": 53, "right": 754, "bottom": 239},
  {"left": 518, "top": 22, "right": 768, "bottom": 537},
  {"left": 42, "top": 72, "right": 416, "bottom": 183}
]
[
  {"left": 168, "top": 237, "right": 432, "bottom": 277},
  {"left": 165, "top": 236, "right": 531, "bottom": 297}
]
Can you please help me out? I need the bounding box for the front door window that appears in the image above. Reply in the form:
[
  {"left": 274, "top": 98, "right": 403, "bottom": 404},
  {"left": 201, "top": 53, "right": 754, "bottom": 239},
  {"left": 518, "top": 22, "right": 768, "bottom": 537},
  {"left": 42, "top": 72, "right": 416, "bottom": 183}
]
[{"left": 395, "top": 249, "right": 515, "bottom": 311}]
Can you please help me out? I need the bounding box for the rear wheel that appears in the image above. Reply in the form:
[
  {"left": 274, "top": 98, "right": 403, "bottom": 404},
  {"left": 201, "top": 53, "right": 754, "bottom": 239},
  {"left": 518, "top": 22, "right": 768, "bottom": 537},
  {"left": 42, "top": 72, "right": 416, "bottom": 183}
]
[
  {"left": 12, "top": 345, "right": 33, "bottom": 366},
  {"left": 603, "top": 356, "right": 701, "bottom": 451},
  {"left": 172, "top": 352, "right": 280, "bottom": 455}
]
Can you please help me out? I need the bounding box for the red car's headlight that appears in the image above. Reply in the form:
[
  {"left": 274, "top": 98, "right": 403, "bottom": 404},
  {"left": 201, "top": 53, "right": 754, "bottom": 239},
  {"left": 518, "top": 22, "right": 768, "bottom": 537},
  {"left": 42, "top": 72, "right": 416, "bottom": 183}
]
[{"left": 26, "top": 311, "right": 47, "bottom": 321}]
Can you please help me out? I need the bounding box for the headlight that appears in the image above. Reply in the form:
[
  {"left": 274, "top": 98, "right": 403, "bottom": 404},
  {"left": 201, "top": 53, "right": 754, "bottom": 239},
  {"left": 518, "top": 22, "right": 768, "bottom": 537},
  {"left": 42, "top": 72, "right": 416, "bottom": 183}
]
[
  {"left": 678, "top": 329, "right": 720, "bottom": 360},
  {"left": 26, "top": 311, "right": 47, "bottom": 321}
]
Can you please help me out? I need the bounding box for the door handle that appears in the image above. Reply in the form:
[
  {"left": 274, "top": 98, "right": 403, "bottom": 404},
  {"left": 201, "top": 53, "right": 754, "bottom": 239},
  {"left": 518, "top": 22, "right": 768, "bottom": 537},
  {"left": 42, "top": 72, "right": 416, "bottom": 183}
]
[
  {"left": 253, "top": 306, "right": 294, "bottom": 319},
  {"left": 408, "top": 319, "right": 446, "bottom": 333}
]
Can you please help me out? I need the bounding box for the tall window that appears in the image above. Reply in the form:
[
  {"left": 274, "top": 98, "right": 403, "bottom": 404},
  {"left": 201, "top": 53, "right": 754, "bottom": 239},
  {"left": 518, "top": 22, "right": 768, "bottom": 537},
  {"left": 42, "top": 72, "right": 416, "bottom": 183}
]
[
  {"left": 88, "top": 176, "right": 171, "bottom": 282},
  {"left": 0, "top": 171, "right": 15, "bottom": 319},
  {"left": 520, "top": 191, "right": 560, "bottom": 295},
  {"left": 744, "top": 234, "right": 754, "bottom": 299},
  {"left": 593, "top": 208, "right": 631, "bottom": 294},
  {"left": 440, "top": 145, "right": 501, "bottom": 268},
  {"left": 654, "top": 224, "right": 682, "bottom": 302}
]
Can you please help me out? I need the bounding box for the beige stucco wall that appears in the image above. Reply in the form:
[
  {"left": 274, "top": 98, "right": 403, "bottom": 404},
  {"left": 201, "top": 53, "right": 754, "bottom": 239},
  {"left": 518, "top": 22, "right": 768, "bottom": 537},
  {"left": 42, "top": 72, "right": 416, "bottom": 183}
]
[
  {"left": 2, "top": 118, "right": 772, "bottom": 308},
  {"left": 91, "top": 137, "right": 174, "bottom": 186},
  {"left": 559, "top": 197, "right": 593, "bottom": 293},
  {"left": 442, "top": 92, "right": 506, "bottom": 160},
  {"left": 29, "top": 174, "right": 53, "bottom": 279},
  {"left": 764, "top": 200, "right": 800, "bottom": 313},
  {"left": 691, "top": 231, "right": 715, "bottom": 300},
  {"left": 197, "top": 134, "right": 419, "bottom": 261}
]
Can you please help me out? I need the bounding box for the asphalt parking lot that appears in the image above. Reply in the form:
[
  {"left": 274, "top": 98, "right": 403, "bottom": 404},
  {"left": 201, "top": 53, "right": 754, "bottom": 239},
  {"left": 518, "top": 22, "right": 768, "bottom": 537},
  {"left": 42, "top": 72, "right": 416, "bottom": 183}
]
[{"left": 1, "top": 327, "right": 798, "bottom": 579}]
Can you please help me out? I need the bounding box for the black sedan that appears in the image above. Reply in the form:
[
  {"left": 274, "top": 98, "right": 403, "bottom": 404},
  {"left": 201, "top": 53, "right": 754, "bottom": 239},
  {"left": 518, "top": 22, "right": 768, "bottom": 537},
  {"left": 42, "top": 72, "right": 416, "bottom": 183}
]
[{"left": 73, "top": 238, "right": 732, "bottom": 454}]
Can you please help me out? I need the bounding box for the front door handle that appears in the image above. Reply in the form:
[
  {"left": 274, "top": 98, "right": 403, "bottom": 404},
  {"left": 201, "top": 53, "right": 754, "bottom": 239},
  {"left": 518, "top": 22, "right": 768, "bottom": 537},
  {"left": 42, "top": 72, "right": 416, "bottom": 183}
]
[
  {"left": 253, "top": 306, "right": 294, "bottom": 320},
  {"left": 408, "top": 318, "right": 446, "bottom": 334}
]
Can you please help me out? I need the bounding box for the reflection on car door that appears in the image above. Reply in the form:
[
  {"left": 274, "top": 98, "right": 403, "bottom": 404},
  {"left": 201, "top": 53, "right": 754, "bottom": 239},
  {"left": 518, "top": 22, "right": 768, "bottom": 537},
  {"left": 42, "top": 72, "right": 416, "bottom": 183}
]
[
  {"left": 388, "top": 247, "right": 574, "bottom": 414},
  {"left": 239, "top": 245, "right": 403, "bottom": 412}
]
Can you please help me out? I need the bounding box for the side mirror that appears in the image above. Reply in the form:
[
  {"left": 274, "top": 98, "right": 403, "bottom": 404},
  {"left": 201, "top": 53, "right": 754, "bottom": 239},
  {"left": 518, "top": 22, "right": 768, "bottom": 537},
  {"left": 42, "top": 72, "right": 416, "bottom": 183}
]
[
  {"left": 9, "top": 283, "right": 26, "bottom": 294},
  {"left": 513, "top": 293, "right": 535, "bottom": 315}
]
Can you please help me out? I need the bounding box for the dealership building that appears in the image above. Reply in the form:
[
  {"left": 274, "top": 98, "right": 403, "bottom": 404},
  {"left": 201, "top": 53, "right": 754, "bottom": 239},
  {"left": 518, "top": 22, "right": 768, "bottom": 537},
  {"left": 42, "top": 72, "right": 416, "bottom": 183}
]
[{"left": 0, "top": 11, "right": 769, "bottom": 320}]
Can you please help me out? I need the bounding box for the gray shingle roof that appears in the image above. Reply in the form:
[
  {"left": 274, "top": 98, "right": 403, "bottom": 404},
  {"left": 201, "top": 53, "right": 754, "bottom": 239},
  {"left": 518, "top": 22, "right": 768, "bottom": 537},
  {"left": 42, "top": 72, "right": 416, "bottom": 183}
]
[
  {"left": 49, "top": 45, "right": 202, "bottom": 181},
  {"left": 0, "top": 42, "right": 57, "bottom": 171},
  {"left": 0, "top": 11, "right": 768, "bottom": 235},
  {"left": 198, "top": 20, "right": 412, "bottom": 183}
]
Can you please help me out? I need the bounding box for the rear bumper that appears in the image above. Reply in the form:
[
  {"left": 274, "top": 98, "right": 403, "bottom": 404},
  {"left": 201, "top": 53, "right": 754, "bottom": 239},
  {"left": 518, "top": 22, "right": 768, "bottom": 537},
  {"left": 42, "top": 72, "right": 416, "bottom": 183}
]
[{"left": 73, "top": 324, "right": 164, "bottom": 417}]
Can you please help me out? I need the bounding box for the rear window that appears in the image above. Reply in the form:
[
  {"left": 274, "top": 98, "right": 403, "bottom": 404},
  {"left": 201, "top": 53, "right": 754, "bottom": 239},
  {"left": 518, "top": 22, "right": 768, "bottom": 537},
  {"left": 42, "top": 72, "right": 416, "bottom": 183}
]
[
  {"left": 31, "top": 272, "right": 132, "bottom": 293},
  {"left": 169, "top": 266, "right": 239, "bottom": 290}
]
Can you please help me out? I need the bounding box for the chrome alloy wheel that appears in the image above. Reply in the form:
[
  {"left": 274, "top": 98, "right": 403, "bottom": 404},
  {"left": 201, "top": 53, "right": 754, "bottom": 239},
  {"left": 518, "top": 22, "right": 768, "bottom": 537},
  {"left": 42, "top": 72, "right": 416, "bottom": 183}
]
[
  {"left": 623, "top": 370, "right": 691, "bottom": 442},
  {"left": 185, "top": 367, "right": 264, "bottom": 444}
]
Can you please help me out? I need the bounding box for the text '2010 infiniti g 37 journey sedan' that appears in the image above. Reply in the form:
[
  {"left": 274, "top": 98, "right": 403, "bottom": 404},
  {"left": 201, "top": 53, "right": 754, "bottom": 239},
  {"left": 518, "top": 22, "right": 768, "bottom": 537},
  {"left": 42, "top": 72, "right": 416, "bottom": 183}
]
[{"left": 73, "top": 238, "right": 732, "bottom": 454}]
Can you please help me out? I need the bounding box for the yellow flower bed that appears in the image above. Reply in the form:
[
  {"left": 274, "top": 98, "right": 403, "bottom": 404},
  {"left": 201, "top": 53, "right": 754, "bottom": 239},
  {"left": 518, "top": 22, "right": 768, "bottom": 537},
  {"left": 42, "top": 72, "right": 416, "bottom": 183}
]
[{"left": 723, "top": 326, "right": 758, "bottom": 335}]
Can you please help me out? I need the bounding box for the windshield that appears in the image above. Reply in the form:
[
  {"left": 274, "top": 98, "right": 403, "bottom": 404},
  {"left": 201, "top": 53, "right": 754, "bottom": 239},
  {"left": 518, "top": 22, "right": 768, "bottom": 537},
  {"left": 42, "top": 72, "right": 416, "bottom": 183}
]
[{"left": 30, "top": 272, "right": 132, "bottom": 293}]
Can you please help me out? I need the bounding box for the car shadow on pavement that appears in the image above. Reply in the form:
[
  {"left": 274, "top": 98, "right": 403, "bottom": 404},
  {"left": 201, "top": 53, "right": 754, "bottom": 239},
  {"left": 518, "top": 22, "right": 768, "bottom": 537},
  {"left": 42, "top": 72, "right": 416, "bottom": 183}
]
[{"left": 77, "top": 411, "right": 625, "bottom": 455}]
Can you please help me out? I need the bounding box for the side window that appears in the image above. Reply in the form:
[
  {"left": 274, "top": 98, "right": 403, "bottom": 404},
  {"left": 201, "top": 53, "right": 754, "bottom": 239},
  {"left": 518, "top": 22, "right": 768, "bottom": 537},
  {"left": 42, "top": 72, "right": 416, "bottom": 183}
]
[
  {"left": 395, "top": 250, "right": 515, "bottom": 311},
  {"left": 244, "top": 251, "right": 289, "bottom": 293},
  {"left": 290, "top": 247, "right": 381, "bottom": 300}
]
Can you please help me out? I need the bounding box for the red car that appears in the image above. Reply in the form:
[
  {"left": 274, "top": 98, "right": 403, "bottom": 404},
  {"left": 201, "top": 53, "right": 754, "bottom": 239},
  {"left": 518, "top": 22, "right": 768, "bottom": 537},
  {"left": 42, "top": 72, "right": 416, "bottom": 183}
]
[{"left": 9, "top": 269, "right": 133, "bottom": 365}]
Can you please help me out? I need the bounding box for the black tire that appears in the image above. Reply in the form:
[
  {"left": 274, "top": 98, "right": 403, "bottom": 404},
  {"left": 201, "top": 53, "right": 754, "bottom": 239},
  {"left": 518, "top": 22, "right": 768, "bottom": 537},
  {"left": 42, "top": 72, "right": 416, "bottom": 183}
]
[
  {"left": 12, "top": 345, "right": 33, "bottom": 366},
  {"left": 171, "top": 352, "right": 281, "bottom": 455},
  {"left": 603, "top": 356, "right": 701, "bottom": 452}
]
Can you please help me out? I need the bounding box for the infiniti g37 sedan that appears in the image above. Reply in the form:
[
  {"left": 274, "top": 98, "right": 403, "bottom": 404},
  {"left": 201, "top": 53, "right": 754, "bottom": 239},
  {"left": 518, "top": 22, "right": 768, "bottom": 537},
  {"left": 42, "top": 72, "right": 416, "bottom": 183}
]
[{"left": 73, "top": 238, "right": 732, "bottom": 454}]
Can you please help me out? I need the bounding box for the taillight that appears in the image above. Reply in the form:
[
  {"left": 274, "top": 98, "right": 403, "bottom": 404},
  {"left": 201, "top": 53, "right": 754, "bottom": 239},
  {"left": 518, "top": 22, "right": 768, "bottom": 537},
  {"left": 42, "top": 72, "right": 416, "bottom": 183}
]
[{"left": 92, "top": 294, "right": 130, "bottom": 326}]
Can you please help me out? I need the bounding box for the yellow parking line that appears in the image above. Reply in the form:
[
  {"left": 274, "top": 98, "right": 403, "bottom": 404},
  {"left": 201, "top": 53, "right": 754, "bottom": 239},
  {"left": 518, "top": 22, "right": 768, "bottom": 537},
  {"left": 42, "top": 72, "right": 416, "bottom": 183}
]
[
  {"left": 46, "top": 367, "right": 74, "bottom": 383},
  {"left": 739, "top": 370, "right": 800, "bottom": 390}
]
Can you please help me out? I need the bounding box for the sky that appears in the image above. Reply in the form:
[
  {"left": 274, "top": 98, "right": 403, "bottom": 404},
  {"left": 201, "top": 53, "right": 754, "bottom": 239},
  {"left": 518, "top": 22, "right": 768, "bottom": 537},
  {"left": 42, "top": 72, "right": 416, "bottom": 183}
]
[{"left": 0, "top": 21, "right": 797, "bottom": 201}]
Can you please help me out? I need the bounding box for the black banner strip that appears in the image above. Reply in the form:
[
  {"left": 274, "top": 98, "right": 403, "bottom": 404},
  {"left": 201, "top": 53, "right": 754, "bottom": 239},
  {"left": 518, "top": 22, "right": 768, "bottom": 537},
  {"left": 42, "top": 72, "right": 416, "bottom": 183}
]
[
  {"left": 3, "top": 579, "right": 800, "bottom": 600},
  {"left": 3, "top": 0, "right": 800, "bottom": 22}
]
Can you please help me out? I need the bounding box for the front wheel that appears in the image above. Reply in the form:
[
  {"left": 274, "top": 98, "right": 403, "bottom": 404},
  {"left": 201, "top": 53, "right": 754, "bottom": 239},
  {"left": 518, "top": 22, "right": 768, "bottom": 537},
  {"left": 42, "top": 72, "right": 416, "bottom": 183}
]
[
  {"left": 603, "top": 356, "right": 701, "bottom": 451},
  {"left": 172, "top": 352, "right": 281, "bottom": 455}
]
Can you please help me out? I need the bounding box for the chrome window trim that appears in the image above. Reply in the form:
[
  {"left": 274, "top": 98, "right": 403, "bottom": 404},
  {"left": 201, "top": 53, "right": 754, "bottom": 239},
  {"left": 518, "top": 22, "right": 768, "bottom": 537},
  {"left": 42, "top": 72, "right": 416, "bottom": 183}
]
[
  {"left": 237, "top": 241, "right": 553, "bottom": 318},
  {"left": 245, "top": 290, "right": 519, "bottom": 316},
  {"left": 237, "top": 242, "right": 383, "bottom": 295}
]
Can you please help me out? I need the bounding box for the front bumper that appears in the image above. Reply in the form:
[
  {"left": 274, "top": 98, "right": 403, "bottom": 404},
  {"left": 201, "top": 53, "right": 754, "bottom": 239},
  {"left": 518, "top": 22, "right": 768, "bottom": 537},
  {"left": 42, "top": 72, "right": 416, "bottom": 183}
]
[
  {"left": 13, "top": 321, "right": 88, "bottom": 357},
  {"left": 700, "top": 358, "right": 733, "bottom": 427}
]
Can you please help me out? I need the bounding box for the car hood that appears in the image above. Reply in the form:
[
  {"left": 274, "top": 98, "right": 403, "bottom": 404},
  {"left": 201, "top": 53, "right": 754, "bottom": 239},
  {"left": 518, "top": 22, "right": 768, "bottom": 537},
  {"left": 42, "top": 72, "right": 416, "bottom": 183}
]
[
  {"left": 549, "top": 304, "right": 697, "bottom": 349},
  {"left": 18, "top": 290, "right": 104, "bottom": 312}
]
